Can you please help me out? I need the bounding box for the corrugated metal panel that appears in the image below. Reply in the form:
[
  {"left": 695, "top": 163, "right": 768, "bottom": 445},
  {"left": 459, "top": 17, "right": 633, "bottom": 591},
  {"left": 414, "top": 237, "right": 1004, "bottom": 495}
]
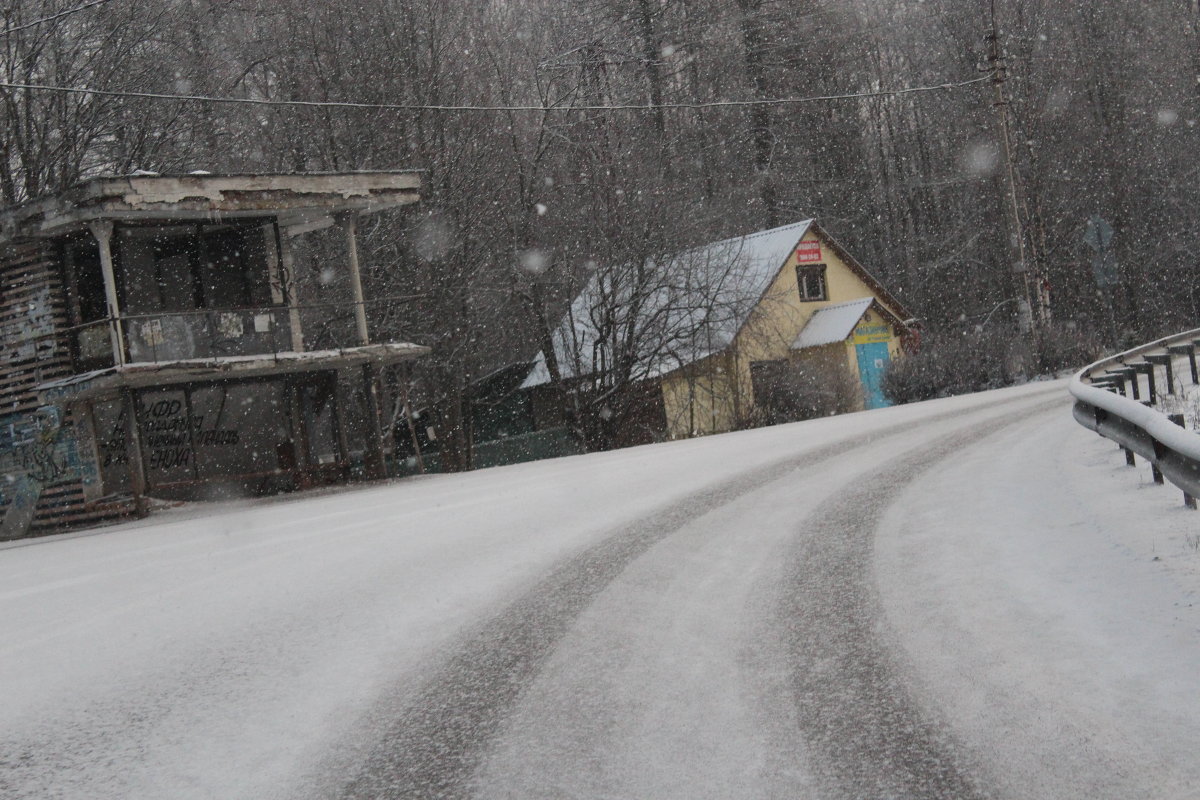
[{"left": 791, "top": 298, "right": 873, "bottom": 349}]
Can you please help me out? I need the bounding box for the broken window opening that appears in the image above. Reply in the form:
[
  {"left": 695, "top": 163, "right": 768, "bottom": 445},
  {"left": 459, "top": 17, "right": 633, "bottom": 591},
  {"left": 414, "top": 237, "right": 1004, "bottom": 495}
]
[{"left": 115, "top": 222, "right": 278, "bottom": 315}]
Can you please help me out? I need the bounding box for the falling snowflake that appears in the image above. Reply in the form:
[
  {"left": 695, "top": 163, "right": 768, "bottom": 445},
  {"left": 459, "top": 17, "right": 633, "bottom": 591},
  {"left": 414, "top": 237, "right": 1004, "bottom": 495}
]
[
  {"left": 518, "top": 249, "right": 549, "bottom": 275},
  {"left": 963, "top": 140, "right": 1000, "bottom": 177},
  {"left": 414, "top": 214, "right": 456, "bottom": 263},
  {"left": 1156, "top": 109, "right": 1179, "bottom": 126}
]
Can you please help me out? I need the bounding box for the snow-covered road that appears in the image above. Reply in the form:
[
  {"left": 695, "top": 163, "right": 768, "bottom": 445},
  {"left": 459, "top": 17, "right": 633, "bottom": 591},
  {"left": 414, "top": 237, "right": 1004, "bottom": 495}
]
[{"left": 3, "top": 380, "right": 1200, "bottom": 799}]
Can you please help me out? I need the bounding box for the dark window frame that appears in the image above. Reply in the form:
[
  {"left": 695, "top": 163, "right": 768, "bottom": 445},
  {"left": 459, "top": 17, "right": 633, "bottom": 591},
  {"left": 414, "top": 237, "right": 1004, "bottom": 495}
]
[
  {"left": 796, "top": 263, "right": 828, "bottom": 302},
  {"left": 113, "top": 221, "right": 277, "bottom": 314}
]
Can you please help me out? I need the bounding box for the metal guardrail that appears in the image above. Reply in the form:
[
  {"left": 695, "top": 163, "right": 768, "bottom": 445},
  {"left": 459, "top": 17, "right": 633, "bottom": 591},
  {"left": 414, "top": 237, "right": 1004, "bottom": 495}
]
[{"left": 1070, "top": 327, "right": 1200, "bottom": 507}]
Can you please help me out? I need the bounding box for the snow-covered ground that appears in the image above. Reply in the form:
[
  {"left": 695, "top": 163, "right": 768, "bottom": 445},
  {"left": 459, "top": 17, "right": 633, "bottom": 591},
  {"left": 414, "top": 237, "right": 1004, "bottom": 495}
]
[
  {"left": 2, "top": 379, "right": 1198, "bottom": 799},
  {"left": 876, "top": 390, "right": 1200, "bottom": 800}
]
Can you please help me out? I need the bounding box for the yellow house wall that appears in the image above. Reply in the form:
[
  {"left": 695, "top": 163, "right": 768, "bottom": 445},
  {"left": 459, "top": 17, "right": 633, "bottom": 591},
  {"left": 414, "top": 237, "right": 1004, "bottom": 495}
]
[
  {"left": 661, "top": 353, "right": 742, "bottom": 438},
  {"left": 660, "top": 229, "right": 907, "bottom": 435},
  {"left": 842, "top": 340, "right": 865, "bottom": 412}
]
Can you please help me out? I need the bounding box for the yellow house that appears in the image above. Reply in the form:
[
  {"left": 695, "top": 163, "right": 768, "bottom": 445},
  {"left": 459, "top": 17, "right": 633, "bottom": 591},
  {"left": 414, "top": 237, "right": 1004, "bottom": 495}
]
[{"left": 523, "top": 219, "right": 915, "bottom": 441}]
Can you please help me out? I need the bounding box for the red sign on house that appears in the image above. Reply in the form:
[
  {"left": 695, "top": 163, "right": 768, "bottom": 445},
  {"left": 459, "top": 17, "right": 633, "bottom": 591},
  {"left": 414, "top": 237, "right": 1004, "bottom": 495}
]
[{"left": 796, "top": 241, "right": 822, "bottom": 263}]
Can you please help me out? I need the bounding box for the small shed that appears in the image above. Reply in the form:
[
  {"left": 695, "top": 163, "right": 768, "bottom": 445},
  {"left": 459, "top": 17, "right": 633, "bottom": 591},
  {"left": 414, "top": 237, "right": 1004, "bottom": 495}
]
[{"left": 0, "top": 172, "right": 426, "bottom": 539}]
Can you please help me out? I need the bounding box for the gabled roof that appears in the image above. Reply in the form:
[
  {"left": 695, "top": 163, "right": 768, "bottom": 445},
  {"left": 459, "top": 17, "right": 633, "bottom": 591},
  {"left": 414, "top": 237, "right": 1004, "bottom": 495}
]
[
  {"left": 522, "top": 220, "right": 911, "bottom": 388},
  {"left": 791, "top": 298, "right": 875, "bottom": 349}
]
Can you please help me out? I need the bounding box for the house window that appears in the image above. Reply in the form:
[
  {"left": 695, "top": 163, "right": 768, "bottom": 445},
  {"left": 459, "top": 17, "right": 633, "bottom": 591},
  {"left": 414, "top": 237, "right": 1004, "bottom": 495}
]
[
  {"left": 115, "top": 222, "right": 274, "bottom": 314},
  {"left": 797, "top": 264, "right": 827, "bottom": 302}
]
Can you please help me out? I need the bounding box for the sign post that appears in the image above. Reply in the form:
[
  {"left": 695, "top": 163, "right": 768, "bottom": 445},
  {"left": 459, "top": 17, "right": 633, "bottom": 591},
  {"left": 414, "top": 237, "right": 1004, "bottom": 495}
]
[{"left": 1083, "top": 215, "right": 1119, "bottom": 346}]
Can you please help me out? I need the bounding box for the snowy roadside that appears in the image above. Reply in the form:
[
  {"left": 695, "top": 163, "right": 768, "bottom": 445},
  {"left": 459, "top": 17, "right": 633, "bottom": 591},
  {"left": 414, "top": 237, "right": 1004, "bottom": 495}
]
[{"left": 875, "top": 401, "right": 1200, "bottom": 800}]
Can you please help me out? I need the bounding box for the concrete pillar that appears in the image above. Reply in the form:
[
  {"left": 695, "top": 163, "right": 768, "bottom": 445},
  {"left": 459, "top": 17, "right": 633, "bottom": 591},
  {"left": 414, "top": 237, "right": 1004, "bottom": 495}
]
[
  {"left": 277, "top": 232, "right": 305, "bottom": 353},
  {"left": 339, "top": 213, "right": 385, "bottom": 479},
  {"left": 360, "top": 363, "right": 387, "bottom": 480},
  {"left": 122, "top": 388, "right": 148, "bottom": 515},
  {"left": 340, "top": 213, "right": 370, "bottom": 346},
  {"left": 87, "top": 221, "right": 126, "bottom": 366}
]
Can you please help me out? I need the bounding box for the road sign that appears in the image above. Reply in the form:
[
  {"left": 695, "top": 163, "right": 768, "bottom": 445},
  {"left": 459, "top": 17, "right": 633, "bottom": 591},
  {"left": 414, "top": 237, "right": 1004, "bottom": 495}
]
[
  {"left": 1083, "top": 215, "right": 1114, "bottom": 252},
  {"left": 1084, "top": 216, "right": 1118, "bottom": 287},
  {"left": 1092, "top": 250, "right": 1119, "bottom": 287}
]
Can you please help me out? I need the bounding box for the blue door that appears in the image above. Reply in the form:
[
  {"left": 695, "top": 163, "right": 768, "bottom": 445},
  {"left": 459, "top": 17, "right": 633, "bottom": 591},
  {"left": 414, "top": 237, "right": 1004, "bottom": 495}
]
[{"left": 855, "top": 341, "right": 892, "bottom": 409}]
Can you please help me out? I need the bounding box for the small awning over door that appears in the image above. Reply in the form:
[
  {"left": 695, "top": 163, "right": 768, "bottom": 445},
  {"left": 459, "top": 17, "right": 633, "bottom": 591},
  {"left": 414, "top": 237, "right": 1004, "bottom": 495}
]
[{"left": 791, "top": 298, "right": 874, "bottom": 349}]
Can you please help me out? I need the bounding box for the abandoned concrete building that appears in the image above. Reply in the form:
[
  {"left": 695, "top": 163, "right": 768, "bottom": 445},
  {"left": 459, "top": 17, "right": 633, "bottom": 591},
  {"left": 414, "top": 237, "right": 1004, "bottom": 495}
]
[{"left": 0, "top": 172, "right": 427, "bottom": 539}]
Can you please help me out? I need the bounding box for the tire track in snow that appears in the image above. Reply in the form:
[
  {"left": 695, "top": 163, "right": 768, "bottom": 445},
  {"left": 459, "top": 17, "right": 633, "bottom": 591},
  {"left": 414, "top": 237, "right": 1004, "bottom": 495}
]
[
  {"left": 779, "top": 397, "right": 1061, "bottom": 800},
  {"left": 337, "top": 389, "right": 1064, "bottom": 800}
]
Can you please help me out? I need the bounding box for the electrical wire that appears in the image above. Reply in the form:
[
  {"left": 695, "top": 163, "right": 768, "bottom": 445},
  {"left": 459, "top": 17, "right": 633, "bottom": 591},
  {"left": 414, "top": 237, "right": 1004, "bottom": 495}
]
[
  {"left": 0, "top": 0, "right": 120, "bottom": 36},
  {"left": 0, "top": 75, "right": 992, "bottom": 113}
]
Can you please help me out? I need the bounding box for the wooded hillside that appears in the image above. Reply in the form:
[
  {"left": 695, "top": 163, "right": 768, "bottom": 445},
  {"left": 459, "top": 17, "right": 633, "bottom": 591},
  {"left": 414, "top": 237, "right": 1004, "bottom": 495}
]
[{"left": 4, "top": 0, "right": 1197, "bottom": 459}]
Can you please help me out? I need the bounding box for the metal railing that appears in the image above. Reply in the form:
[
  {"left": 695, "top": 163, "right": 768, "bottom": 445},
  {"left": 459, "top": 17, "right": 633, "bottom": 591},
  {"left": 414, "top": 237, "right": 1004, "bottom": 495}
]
[
  {"left": 1070, "top": 327, "right": 1200, "bottom": 507},
  {"left": 118, "top": 307, "right": 291, "bottom": 364},
  {"left": 11, "top": 292, "right": 425, "bottom": 370}
]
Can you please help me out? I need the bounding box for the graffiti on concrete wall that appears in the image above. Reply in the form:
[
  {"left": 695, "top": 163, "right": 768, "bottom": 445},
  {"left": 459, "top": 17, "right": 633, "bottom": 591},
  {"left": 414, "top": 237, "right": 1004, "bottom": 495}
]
[
  {"left": 99, "top": 396, "right": 239, "bottom": 472},
  {"left": 94, "top": 389, "right": 248, "bottom": 488},
  {"left": 0, "top": 406, "right": 98, "bottom": 539},
  {"left": 0, "top": 287, "right": 57, "bottom": 362},
  {"left": 107, "top": 397, "right": 242, "bottom": 470}
]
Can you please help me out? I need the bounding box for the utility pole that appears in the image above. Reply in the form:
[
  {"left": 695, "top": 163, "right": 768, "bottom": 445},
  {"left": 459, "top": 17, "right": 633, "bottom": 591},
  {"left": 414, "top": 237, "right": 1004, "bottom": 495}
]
[{"left": 986, "top": 2, "right": 1045, "bottom": 336}]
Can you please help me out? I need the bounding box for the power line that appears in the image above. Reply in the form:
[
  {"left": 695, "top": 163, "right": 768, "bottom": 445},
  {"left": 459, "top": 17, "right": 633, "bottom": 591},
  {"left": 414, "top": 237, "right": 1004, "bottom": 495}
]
[
  {"left": 0, "top": 75, "right": 991, "bottom": 114},
  {"left": 0, "top": 0, "right": 120, "bottom": 37}
]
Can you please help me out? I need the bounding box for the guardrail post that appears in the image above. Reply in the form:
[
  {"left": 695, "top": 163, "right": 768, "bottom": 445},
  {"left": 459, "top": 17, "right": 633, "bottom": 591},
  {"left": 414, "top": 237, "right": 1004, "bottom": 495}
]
[
  {"left": 1150, "top": 432, "right": 1167, "bottom": 484},
  {"left": 1169, "top": 344, "right": 1196, "bottom": 386},
  {"left": 1124, "top": 446, "right": 1136, "bottom": 466},
  {"left": 1133, "top": 362, "right": 1157, "bottom": 404},
  {"left": 1110, "top": 366, "right": 1139, "bottom": 400},
  {"left": 1168, "top": 413, "right": 1197, "bottom": 508},
  {"left": 1147, "top": 353, "right": 1174, "bottom": 395}
]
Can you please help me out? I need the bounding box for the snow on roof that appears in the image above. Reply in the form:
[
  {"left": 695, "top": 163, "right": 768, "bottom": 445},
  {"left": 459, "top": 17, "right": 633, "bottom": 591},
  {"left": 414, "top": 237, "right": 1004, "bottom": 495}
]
[
  {"left": 523, "top": 220, "right": 813, "bottom": 388},
  {"left": 520, "top": 351, "right": 551, "bottom": 389},
  {"left": 0, "top": 171, "right": 423, "bottom": 243},
  {"left": 791, "top": 298, "right": 874, "bottom": 349}
]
